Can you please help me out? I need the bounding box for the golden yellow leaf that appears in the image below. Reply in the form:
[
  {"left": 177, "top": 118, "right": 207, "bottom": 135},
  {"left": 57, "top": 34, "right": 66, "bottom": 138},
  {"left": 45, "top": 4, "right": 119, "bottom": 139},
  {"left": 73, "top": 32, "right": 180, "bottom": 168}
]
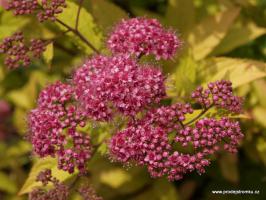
[{"left": 189, "top": 7, "right": 240, "bottom": 60}]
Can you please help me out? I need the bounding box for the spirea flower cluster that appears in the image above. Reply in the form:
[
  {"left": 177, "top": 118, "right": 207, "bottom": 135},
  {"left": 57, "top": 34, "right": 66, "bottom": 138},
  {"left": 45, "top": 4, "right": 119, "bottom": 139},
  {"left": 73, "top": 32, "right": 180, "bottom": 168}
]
[
  {"left": 109, "top": 100, "right": 243, "bottom": 181},
  {"left": 0, "top": 32, "right": 47, "bottom": 69},
  {"left": 6, "top": 0, "right": 66, "bottom": 22},
  {"left": 192, "top": 80, "right": 243, "bottom": 113},
  {"left": 28, "top": 81, "right": 92, "bottom": 173},
  {"left": 29, "top": 169, "right": 103, "bottom": 200},
  {"left": 79, "top": 185, "right": 103, "bottom": 200},
  {"left": 28, "top": 17, "right": 244, "bottom": 182},
  {"left": 73, "top": 55, "right": 166, "bottom": 121},
  {"left": 29, "top": 169, "right": 69, "bottom": 200},
  {"left": 107, "top": 17, "right": 181, "bottom": 60}
]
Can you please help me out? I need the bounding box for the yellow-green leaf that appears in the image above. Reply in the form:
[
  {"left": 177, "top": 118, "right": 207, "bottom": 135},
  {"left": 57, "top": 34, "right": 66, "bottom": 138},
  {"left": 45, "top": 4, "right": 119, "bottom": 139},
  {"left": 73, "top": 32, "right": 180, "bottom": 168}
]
[
  {"left": 90, "top": 0, "right": 128, "bottom": 31},
  {"left": 7, "top": 71, "right": 58, "bottom": 109},
  {"left": 188, "top": 7, "right": 240, "bottom": 60},
  {"left": 200, "top": 57, "right": 266, "bottom": 88},
  {"left": 211, "top": 20, "right": 266, "bottom": 55},
  {"left": 0, "top": 172, "right": 17, "bottom": 193},
  {"left": 164, "top": 0, "right": 195, "bottom": 37},
  {"left": 43, "top": 42, "right": 54, "bottom": 66},
  {"left": 100, "top": 168, "right": 131, "bottom": 189},
  {"left": 0, "top": 12, "right": 30, "bottom": 40},
  {"left": 253, "top": 107, "right": 266, "bottom": 128},
  {"left": 18, "top": 157, "right": 76, "bottom": 195},
  {"left": 167, "top": 52, "right": 198, "bottom": 97},
  {"left": 252, "top": 80, "right": 266, "bottom": 108}
]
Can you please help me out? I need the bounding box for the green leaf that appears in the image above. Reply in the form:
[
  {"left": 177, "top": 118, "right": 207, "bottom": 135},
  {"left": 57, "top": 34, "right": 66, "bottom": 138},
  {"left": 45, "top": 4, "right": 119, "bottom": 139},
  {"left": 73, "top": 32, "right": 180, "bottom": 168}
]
[
  {"left": 56, "top": 1, "right": 103, "bottom": 55},
  {"left": 253, "top": 107, "right": 266, "bottom": 127},
  {"left": 43, "top": 42, "right": 54, "bottom": 66},
  {"left": 18, "top": 157, "right": 76, "bottom": 195},
  {"left": 7, "top": 71, "right": 58, "bottom": 109},
  {"left": 188, "top": 7, "right": 240, "bottom": 60},
  {"left": 200, "top": 57, "right": 266, "bottom": 88},
  {"left": 164, "top": 0, "right": 195, "bottom": 37},
  {"left": 0, "top": 12, "right": 30, "bottom": 40},
  {"left": 7, "top": 71, "right": 58, "bottom": 134},
  {"left": 87, "top": 157, "right": 150, "bottom": 199},
  {"left": 90, "top": 0, "right": 128, "bottom": 31},
  {"left": 252, "top": 80, "right": 266, "bottom": 108},
  {"left": 166, "top": 52, "right": 198, "bottom": 97},
  {"left": 6, "top": 141, "right": 31, "bottom": 157},
  {"left": 211, "top": 20, "right": 266, "bottom": 55},
  {"left": 100, "top": 168, "right": 132, "bottom": 189},
  {"left": 0, "top": 172, "right": 17, "bottom": 193}
]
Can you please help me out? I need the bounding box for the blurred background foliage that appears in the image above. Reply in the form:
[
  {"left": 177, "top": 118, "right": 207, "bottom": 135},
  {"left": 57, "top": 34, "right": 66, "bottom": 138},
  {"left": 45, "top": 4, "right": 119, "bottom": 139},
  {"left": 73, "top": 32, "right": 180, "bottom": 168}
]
[{"left": 0, "top": 0, "right": 266, "bottom": 199}]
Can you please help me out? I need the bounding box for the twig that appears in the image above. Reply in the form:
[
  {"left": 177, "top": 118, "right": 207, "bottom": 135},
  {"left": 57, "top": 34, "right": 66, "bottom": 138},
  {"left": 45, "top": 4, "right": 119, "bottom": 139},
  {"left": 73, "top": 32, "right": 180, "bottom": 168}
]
[
  {"left": 184, "top": 104, "right": 213, "bottom": 126},
  {"left": 75, "top": 0, "right": 84, "bottom": 30},
  {"left": 55, "top": 19, "right": 100, "bottom": 54},
  {"left": 178, "top": 121, "right": 185, "bottom": 129}
]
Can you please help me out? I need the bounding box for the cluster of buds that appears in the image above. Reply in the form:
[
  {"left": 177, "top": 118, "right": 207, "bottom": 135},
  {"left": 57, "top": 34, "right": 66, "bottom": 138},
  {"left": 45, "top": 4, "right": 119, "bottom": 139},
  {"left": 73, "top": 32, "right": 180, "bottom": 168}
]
[
  {"left": 191, "top": 80, "right": 243, "bottom": 113},
  {"left": 29, "top": 169, "right": 69, "bottom": 200},
  {"left": 78, "top": 185, "right": 103, "bottom": 200},
  {"left": 6, "top": 0, "right": 38, "bottom": 15},
  {"left": 29, "top": 169, "right": 102, "bottom": 200},
  {"left": 0, "top": 32, "right": 47, "bottom": 69},
  {"left": 27, "top": 17, "right": 244, "bottom": 182},
  {"left": 6, "top": 0, "right": 66, "bottom": 22}
]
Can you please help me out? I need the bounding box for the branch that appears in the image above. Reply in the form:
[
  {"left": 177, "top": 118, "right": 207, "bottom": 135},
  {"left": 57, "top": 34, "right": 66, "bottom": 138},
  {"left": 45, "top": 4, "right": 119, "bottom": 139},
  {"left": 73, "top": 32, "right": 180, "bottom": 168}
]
[
  {"left": 184, "top": 104, "right": 213, "bottom": 126},
  {"left": 55, "top": 19, "right": 100, "bottom": 54},
  {"left": 75, "top": 0, "right": 84, "bottom": 30}
]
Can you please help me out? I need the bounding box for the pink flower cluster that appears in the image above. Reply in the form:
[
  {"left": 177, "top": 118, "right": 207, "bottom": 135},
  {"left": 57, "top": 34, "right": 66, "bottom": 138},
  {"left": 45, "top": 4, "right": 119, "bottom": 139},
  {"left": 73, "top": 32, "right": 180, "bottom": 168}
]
[
  {"left": 192, "top": 80, "right": 243, "bottom": 113},
  {"left": 29, "top": 169, "right": 69, "bottom": 200},
  {"left": 28, "top": 82, "right": 91, "bottom": 173},
  {"left": 107, "top": 17, "right": 181, "bottom": 60},
  {"left": 144, "top": 103, "right": 194, "bottom": 131},
  {"left": 6, "top": 0, "right": 66, "bottom": 22},
  {"left": 37, "top": 0, "right": 67, "bottom": 22},
  {"left": 79, "top": 185, "right": 103, "bottom": 200},
  {"left": 30, "top": 169, "right": 103, "bottom": 200},
  {"left": 109, "top": 123, "right": 209, "bottom": 181},
  {"left": 6, "top": 0, "right": 38, "bottom": 15},
  {"left": 176, "top": 118, "right": 244, "bottom": 153},
  {"left": 0, "top": 32, "right": 47, "bottom": 69},
  {"left": 109, "top": 102, "right": 243, "bottom": 181},
  {"left": 73, "top": 55, "right": 166, "bottom": 121}
]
